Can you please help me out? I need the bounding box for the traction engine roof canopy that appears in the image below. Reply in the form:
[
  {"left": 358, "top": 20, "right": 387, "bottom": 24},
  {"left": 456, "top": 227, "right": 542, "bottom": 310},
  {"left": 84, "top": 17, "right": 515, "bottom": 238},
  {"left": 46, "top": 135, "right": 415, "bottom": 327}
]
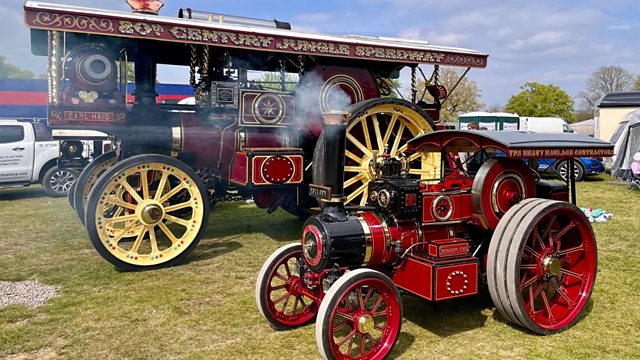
[
  {"left": 407, "top": 130, "right": 614, "bottom": 159},
  {"left": 24, "top": 1, "right": 488, "bottom": 69}
]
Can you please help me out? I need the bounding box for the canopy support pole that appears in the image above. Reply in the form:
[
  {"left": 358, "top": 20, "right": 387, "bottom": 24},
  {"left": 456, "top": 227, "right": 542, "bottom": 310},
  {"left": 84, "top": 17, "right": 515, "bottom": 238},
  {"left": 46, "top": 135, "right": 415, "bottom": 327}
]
[{"left": 569, "top": 158, "right": 577, "bottom": 205}]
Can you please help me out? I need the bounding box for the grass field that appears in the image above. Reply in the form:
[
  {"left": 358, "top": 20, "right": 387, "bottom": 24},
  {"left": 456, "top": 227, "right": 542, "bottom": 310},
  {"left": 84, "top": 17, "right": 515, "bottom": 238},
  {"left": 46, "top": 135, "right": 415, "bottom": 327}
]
[{"left": 1, "top": 178, "right": 639, "bottom": 360}]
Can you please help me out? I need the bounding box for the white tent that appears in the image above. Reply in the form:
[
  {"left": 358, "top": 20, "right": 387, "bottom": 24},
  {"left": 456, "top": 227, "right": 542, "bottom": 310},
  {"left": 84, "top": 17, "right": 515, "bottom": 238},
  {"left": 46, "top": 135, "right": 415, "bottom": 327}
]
[{"left": 611, "top": 110, "right": 640, "bottom": 180}]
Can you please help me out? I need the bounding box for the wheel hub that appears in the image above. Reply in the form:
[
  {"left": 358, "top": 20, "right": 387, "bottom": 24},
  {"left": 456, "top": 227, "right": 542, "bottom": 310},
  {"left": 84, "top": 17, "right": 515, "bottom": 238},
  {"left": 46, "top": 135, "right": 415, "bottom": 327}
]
[
  {"left": 542, "top": 256, "right": 562, "bottom": 277},
  {"left": 138, "top": 201, "right": 164, "bottom": 225},
  {"left": 356, "top": 313, "right": 375, "bottom": 334}
]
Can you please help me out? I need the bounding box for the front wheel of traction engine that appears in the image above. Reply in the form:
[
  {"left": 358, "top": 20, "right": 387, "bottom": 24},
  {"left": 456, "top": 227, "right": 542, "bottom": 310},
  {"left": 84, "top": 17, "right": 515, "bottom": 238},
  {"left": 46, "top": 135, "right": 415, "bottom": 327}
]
[
  {"left": 487, "top": 199, "right": 597, "bottom": 334},
  {"left": 256, "top": 243, "right": 318, "bottom": 330},
  {"left": 316, "top": 269, "right": 402, "bottom": 360},
  {"left": 85, "top": 154, "right": 210, "bottom": 270}
]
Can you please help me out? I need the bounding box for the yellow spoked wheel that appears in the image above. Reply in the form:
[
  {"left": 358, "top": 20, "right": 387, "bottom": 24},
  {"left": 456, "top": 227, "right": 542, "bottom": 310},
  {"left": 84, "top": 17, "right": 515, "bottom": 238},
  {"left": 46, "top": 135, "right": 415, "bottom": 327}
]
[
  {"left": 344, "top": 99, "right": 439, "bottom": 206},
  {"left": 74, "top": 151, "right": 118, "bottom": 225},
  {"left": 85, "top": 154, "right": 209, "bottom": 270}
]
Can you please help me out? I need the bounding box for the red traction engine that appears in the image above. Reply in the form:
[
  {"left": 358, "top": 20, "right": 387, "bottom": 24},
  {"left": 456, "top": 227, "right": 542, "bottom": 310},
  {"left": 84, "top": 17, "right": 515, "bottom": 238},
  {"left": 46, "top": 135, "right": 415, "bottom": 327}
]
[{"left": 256, "top": 124, "right": 614, "bottom": 359}]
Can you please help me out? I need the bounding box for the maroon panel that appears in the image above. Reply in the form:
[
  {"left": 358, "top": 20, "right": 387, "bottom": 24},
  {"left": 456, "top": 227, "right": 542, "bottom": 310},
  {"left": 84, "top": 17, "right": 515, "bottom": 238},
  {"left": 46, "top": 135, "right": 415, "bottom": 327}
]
[
  {"left": 49, "top": 107, "right": 126, "bottom": 126},
  {"left": 180, "top": 115, "right": 220, "bottom": 168},
  {"left": 229, "top": 152, "right": 248, "bottom": 185},
  {"left": 240, "top": 91, "right": 294, "bottom": 127},
  {"left": 252, "top": 154, "right": 303, "bottom": 186}
]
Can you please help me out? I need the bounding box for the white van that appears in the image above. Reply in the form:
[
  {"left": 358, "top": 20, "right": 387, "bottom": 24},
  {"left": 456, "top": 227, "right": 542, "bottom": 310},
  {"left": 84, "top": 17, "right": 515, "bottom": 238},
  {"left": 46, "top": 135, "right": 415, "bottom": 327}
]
[{"left": 520, "top": 117, "right": 573, "bottom": 134}]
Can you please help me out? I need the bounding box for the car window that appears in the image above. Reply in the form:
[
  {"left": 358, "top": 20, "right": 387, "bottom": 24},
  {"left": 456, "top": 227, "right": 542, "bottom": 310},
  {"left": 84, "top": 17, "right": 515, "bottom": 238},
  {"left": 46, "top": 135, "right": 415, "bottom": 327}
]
[
  {"left": 33, "top": 123, "right": 53, "bottom": 141},
  {"left": 0, "top": 125, "right": 25, "bottom": 144}
]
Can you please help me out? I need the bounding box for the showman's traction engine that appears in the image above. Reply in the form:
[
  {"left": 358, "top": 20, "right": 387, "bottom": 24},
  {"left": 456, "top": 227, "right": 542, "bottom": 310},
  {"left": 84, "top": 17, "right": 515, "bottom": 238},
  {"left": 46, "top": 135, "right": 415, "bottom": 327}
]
[{"left": 256, "top": 116, "right": 614, "bottom": 359}]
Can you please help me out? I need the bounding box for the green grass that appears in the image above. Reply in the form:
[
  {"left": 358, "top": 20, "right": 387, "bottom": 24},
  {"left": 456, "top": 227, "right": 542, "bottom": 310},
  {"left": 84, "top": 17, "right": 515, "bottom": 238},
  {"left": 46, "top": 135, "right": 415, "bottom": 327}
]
[{"left": 0, "top": 178, "right": 639, "bottom": 359}]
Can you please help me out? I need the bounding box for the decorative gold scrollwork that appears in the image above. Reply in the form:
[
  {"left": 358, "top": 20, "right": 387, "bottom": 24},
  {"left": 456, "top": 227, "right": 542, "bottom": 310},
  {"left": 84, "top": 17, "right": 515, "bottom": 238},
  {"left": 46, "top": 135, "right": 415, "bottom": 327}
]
[{"left": 34, "top": 12, "right": 115, "bottom": 32}]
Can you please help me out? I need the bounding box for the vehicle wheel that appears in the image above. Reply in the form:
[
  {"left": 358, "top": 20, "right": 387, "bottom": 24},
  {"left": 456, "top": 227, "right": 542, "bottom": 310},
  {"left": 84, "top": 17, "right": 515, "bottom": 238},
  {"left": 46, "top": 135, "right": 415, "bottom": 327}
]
[
  {"left": 42, "top": 166, "right": 80, "bottom": 197},
  {"left": 488, "top": 199, "right": 597, "bottom": 334},
  {"left": 341, "top": 98, "right": 437, "bottom": 206},
  {"left": 256, "top": 243, "right": 318, "bottom": 330},
  {"left": 556, "top": 160, "right": 584, "bottom": 181},
  {"left": 316, "top": 269, "right": 402, "bottom": 360},
  {"left": 68, "top": 180, "right": 77, "bottom": 209},
  {"left": 85, "top": 154, "right": 209, "bottom": 270},
  {"left": 74, "top": 151, "right": 118, "bottom": 225},
  {"left": 471, "top": 158, "right": 536, "bottom": 230}
]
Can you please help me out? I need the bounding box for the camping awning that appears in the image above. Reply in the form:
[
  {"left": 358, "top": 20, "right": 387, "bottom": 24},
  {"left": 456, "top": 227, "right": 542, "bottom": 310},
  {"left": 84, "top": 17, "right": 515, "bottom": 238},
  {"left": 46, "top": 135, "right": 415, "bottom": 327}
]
[{"left": 407, "top": 130, "right": 614, "bottom": 158}]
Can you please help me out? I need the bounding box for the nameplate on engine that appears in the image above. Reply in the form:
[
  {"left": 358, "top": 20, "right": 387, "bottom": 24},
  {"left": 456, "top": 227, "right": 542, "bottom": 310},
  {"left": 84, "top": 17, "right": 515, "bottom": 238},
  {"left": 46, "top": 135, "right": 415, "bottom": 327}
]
[{"left": 309, "top": 184, "right": 332, "bottom": 200}]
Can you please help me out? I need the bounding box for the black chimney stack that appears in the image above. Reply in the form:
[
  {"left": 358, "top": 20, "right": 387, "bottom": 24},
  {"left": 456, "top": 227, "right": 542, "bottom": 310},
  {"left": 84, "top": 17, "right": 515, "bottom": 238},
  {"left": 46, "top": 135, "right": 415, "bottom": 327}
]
[{"left": 313, "top": 111, "right": 350, "bottom": 222}]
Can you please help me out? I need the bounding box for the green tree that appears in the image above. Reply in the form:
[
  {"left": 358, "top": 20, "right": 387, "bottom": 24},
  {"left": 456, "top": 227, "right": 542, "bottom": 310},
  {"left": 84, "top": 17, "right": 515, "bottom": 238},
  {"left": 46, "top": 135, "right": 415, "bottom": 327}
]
[
  {"left": 0, "top": 55, "right": 35, "bottom": 79},
  {"left": 417, "top": 67, "right": 484, "bottom": 122},
  {"left": 505, "top": 82, "right": 575, "bottom": 122},
  {"left": 635, "top": 76, "right": 640, "bottom": 91}
]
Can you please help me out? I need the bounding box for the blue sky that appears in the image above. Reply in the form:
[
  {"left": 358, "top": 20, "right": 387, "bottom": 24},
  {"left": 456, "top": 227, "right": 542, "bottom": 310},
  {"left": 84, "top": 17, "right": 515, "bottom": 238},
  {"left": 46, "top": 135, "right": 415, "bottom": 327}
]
[{"left": 3, "top": 0, "right": 640, "bottom": 108}]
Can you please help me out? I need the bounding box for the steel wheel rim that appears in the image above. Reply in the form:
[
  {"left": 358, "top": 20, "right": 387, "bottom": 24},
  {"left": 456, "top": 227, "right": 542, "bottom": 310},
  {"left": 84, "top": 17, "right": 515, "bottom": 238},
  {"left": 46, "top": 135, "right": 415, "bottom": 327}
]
[
  {"left": 328, "top": 277, "right": 401, "bottom": 359},
  {"left": 517, "top": 207, "right": 596, "bottom": 330},
  {"left": 94, "top": 163, "right": 205, "bottom": 266},
  {"left": 83, "top": 155, "right": 118, "bottom": 207},
  {"left": 50, "top": 170, "right": 76, "bottom": 192},
  {"left": 344, "top": 104, "right": 436, "bottom": 206},
  {"left": 264, "top": 249, "right": 316, "bottom": 326}
]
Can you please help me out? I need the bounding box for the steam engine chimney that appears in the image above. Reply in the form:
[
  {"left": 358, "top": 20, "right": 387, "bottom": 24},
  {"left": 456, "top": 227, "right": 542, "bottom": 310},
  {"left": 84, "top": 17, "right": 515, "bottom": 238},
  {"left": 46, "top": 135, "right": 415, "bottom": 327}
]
[{"left": 314, "top": 111, "right": 350, "bottom": 222}]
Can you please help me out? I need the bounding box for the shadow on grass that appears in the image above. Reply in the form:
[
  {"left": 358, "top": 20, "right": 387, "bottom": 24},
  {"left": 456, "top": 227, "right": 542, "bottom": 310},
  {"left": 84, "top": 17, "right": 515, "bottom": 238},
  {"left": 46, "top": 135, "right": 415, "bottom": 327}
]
[
  {"left": 185, "top": 238, "right": 244, "bottom": 264},
  {"left": 203, "top": 202, "right": 303, "bottom": 242},
  {"left": 0, "top": 186, "right": 48, "bottom": 200},
  {"left": 490, "top": 297, "right": 595, "bottom": 334},
  {"left": 401, "top": 294, "right": 492, "bottom": 337},
  {"left": 390, "top": 332, "right": 416, "bottom": 359}
]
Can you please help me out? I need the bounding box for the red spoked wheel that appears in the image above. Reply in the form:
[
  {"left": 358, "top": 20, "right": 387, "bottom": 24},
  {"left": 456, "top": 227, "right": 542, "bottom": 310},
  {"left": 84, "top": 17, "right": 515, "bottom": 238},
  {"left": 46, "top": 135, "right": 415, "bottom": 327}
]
[
  {"left": 256, "top": 243, "right": 318, "bottom": 330},
  {"left": 488, "top": 199, "right": 597, "bottom": 334},
  {"left": 316, "top": 269, "right": 402, "bottom": 360},
  {"left": 472, "top": 158, "right": 535, "bottom": 230}
]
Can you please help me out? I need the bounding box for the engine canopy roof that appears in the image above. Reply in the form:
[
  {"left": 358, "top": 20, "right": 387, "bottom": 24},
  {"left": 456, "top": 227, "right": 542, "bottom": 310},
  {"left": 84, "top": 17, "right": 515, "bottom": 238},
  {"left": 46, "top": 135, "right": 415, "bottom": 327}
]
[{"left": 24, "top": 1, "right": 488, "bottom": 69}]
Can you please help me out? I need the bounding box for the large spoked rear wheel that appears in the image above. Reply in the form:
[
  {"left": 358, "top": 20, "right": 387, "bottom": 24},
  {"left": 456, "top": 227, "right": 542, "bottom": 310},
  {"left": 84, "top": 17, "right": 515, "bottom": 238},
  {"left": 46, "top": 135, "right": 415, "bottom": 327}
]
[
  {"left": 74, "top": 151, "right": 118, "bottom": 224},
  {"left": 85, "top": 154, "right": 209, "bottom": 270},
  {"left": 256, "top": 243, "right": 318, "bottom": 329},
  {"left": 488, "top": 199, "right": 597, "bottom": 334},
  {"left": 316, "top": 269, "right": 402, "bottom": 360},
  {"left": 343, "top": 99, "right": 437, "bottom": 206}
]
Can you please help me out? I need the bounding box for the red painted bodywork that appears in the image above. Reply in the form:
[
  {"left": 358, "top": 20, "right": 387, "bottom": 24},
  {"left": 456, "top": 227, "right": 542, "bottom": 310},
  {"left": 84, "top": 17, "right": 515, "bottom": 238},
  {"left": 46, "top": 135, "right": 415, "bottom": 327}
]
[
  {"left": 392, "top": 255, "right": 478, "bottom": 301},
  {"left": 229, "top": 149, "right": 303, "bottom": 187}
]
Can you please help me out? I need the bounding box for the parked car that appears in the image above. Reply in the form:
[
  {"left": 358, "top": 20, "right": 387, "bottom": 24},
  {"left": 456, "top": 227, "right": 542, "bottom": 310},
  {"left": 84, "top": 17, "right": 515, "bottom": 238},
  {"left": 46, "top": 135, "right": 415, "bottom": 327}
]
[
  {"left": 0, "top": 119, "right": 76, "bottom": 196},
  {"left": 536, "top": 156, "right": 605, "bottom": 181},
  {"left": 0, "top": 119, "right": 108, "bottom": 196}
]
